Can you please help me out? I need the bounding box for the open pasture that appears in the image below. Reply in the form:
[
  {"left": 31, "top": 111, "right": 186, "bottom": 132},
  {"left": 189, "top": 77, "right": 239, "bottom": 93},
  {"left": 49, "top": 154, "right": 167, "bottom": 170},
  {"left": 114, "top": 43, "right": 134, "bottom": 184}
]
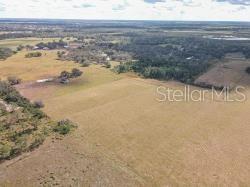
[
  {"left": 0, "top": 38, "right": 250, "bottom": 186},
  {"left": 1, "top": 51, "right": 249, "bottom": 186}
]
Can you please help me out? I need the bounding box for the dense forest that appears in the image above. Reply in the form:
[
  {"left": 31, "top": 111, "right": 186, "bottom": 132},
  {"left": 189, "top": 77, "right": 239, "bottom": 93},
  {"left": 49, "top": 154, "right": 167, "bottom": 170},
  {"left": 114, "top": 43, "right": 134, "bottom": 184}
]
[{"left": 113, "top": 34, "right": 250, "bottom": 83}]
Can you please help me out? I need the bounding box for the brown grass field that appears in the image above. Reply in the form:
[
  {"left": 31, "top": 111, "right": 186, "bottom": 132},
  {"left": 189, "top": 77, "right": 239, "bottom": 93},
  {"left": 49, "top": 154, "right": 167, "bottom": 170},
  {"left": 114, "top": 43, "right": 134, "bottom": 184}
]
[
  {"left": 0, "top": 50, "right": 250, "bottom": 186},
  {"left": 195, "top": 58, "right": 250, "bottom": 89}
]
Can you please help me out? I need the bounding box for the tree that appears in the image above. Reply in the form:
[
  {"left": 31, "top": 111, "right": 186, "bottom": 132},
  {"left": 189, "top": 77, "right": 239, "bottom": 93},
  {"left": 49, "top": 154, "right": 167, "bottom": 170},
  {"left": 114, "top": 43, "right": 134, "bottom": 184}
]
[
  {"left": 58, "top": 69, "right": 83, "bottom": 84},
  {"left": 59, "top": 71, "right": 71, "bottom": 79}
]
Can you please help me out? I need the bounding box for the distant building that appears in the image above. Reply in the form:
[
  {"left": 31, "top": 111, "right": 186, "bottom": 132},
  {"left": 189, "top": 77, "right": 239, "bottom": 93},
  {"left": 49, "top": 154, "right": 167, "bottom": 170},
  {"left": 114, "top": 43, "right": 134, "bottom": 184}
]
[
  {"left": 33, "top": 46, "right": 39, "bottom": 50},
  {"left": 68, "top": 42, "right": 82, "bottom": 49}
]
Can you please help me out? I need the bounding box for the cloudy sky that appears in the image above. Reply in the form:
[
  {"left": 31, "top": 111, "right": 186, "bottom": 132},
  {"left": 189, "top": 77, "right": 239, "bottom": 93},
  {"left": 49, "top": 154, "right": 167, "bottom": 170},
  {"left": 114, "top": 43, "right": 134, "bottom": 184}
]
[{"left": 0, "top": 0, "right": 250, "bottom": 21}]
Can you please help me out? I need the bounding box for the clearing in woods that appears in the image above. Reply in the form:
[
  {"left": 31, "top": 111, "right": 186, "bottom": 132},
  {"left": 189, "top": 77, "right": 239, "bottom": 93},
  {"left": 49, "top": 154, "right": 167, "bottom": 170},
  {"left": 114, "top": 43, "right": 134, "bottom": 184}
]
[{"left": 0, "top": 50, "right": 250, "bottom": 186}]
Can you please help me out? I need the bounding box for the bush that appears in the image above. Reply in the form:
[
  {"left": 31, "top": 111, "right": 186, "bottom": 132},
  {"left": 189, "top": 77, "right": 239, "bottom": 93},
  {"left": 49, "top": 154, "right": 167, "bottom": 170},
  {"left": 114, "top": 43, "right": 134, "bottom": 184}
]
[
  {"left": 71, "top": 68, "right": 83, "bottom": 78},
  {"left": 0, "top": 48, "right": 13, "bottom": 60},
  {"left": 33, "top": 100, "right": 44, "bottom": 108},
  {"left": 59, "top": 71, "right": 71, "bottom": 79},
  {"left": 7, "top": 76, "right": 21, "bottom": 85},
  {"left": 81, "top": 62, "right": 90, "bottom": 67},
  {"left": 58, "top": 69, "right": 83, "bottom": 84},
  {"left": 0, "top": 143, "right": 12, "bottom": 160},
  {"left": 17, "top": 45, "right": 25, "bottom": 51},
  {"left": 57, "top": 51, "right": 65, "bottom": 58},
  {"left": 25, "top": 52, "right": 42, "bottom": 58},
  {"left": 53, "top": 119, "right": 77, "bottom": 135},
  {"left": 29, "top": 133, "right": 45, "bottom": 149}
]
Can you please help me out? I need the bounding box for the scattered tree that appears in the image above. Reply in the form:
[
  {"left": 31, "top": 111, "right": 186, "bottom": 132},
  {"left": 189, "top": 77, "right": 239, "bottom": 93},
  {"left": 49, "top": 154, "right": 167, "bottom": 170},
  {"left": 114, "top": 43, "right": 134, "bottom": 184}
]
[
  {"left": 71, "top": 68, "right": 83, "bottom": 78},
  {"left": 58, "top": 68, "right": 83, "bottom": 84}
]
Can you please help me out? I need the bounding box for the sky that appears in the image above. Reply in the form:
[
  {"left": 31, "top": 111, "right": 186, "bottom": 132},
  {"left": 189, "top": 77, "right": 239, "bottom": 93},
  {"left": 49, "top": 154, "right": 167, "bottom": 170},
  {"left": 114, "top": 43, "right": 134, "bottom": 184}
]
[{"left": 0, "top": 0, "right": 250, "bottom": 21}]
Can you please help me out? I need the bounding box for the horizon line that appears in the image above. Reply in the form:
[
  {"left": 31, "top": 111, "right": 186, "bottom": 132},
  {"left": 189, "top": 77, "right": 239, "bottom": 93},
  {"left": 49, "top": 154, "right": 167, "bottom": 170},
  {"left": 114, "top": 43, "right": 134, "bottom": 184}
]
[{"left": 0, "top": 18, "right": 250, "bottom": 23}]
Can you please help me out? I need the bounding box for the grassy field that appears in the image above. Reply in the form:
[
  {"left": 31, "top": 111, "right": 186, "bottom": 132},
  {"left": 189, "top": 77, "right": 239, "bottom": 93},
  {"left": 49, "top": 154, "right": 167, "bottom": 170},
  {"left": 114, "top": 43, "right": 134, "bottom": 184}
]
[
  {"left": 0, "top": 50, "right": 79, "bottom": 81},
  {"left": 195, "top": 58, "right": 250, "bottom": 89},
  {"left": 0, "top": 50, "right": 250, "bottom": 186},
  {"left": 0, "top": 37, "right": 60, "bottom": 50}
]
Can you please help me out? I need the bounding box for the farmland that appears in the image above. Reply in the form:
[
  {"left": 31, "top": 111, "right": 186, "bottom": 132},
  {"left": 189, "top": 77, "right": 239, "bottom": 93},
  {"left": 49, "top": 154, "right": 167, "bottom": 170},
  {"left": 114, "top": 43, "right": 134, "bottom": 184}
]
[
  {"left": 0, "top": 20, "right": 250, "bottom": 186},
  {"left": 0, "top": 45, "right": 250, "bottom": 186}
]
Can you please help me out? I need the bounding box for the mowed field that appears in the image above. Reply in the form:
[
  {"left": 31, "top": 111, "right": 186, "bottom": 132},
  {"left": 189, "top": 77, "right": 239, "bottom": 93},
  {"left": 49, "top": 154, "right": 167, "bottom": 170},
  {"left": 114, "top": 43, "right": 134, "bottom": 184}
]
[{"left": 1, "top": 49, "right": 250, "bottom": 186}]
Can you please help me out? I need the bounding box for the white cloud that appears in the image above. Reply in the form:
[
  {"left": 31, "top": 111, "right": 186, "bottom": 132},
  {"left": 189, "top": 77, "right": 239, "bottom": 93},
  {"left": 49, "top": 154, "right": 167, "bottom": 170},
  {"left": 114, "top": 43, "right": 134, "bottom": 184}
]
[{"left": 0, "top": 0, "right": 249, "bottom": 21}]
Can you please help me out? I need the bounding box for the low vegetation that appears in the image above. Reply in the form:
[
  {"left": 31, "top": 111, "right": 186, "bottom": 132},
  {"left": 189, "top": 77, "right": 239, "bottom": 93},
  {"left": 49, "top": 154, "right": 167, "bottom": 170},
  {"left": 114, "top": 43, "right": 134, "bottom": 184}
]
[
  {"left": 7, "top": 76, "right": 21, "bottom": 85},
  {"left": 25, "top": 51, "right": 42, "bottom": 58},
  {"left": 33, "top": 100, "right": 45, "bottom": 108},
  {"left": 0, "top": 48, "right": 13, "bottom": 60},
  {"left": 53, "top": 119, "right": 77, "bottom": 135},
  {"left": 36, "top": 40, "right": 67, "bottom": 50},
  {"left": 0, "top": 81, "right": 51, "bottom": 161},
  {"left": 0, "top": 81, "right": 78, "bottom": 161},
  {"left": 57, "top": 51, "right": 66, "bottom": 58},
  {"left": 59, "top": 68, "right": 83, "bottom": 84}
]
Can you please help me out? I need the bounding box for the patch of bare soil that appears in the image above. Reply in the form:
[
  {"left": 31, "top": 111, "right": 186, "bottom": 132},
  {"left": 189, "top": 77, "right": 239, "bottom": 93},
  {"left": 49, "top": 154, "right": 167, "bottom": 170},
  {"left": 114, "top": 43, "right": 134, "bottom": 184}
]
[
  {"left": 15, "top": 82, "right": 57, "bottom": 101},
  {"left": 194, "top": 59, "right": 250, "bottom": 89}
]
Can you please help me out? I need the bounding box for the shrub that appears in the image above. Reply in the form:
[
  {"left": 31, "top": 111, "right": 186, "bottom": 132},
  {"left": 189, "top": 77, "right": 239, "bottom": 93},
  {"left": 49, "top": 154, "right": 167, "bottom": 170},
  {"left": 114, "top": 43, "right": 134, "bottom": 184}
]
[
  {"left": 71, "top": 68, "right": 83, "bottom": 78},
  {"left": 81, "top": 62, "right": 90, "bottom": 67},
  {"left": 29, "top": 133, "right": 45, "bottom": 149},
  {"left": 0, "top": 48, "right": 13, "bottom": 60},
  {"left": 57, "top": 51, "right": 65, "bottom": 58},
  {"left": 25, "top": 52, "right": 42, "bottom": 58},
  {"left": 17, "top": 45, "right": 25, "bottom": 51},
  {"left": 33, "top": 100, "right": 44, "bottom": 108},
  {"left": 7, "top": 76, "right": 21, "bottom": 85},
  {"left": 53, "top": 119, "right": 77, "bottom": 135},
  {"left": 58, "top": 69, "right": 83, "bottom": 84},
  {"left": 0, "top": 143, "right": 12, "bottom": 160}
]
